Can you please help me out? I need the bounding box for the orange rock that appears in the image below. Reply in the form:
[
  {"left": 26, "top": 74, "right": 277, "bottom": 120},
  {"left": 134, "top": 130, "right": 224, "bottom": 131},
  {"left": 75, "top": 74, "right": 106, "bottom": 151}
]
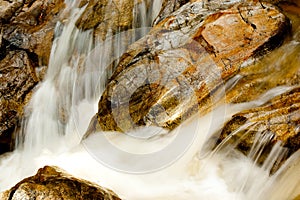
[{"left": 86, "top": 2, "right": 290, "bottom": 135}]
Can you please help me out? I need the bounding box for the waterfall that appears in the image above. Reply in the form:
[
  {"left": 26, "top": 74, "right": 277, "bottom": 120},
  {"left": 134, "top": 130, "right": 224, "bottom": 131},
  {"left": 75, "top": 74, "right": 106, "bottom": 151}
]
[{"left": 0, "top": 0, "right": 300, "bottom": 199}]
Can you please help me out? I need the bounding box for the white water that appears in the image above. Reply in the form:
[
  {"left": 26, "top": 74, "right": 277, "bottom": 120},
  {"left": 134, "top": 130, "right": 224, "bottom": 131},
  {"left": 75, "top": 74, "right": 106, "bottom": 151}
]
[{"left": 1, "top": 1, "right": 300, "bottom": 199}]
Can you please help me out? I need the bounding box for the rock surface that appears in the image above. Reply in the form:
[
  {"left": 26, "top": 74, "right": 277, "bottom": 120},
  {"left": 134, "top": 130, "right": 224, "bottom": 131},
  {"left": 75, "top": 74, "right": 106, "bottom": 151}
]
[
  {"left": 0, "top": 0, "right": 65, "bottom": 65},
  {"left": 86, "top": 1, "right": 290, "bottom": 134},
  {"left": 0, "top": 50, "right": 38, "bottom": 153},
  {"left": 0, "top": 0, "right": 65, "bottom": 154},
  {"left": 213, "top": 2, "right": 300, "bottom": 171},
  {"left": 224, "top": 2, "right": 300, "bottom": 104},
  {"left": 217, "top": 86, "right": 300, "bottom": 172},
  {"left": 153, "top": 0, "right": 190, "bottom": 25},
  {"left": 0, "top": 166, "right": 121, "bottom": 200},
  {"left": 76, "top": 0, "right": 136, "bottom": 40}
]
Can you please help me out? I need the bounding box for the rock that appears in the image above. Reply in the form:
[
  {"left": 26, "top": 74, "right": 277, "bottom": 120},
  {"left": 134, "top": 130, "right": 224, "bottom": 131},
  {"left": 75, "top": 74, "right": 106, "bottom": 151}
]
[
  {"left": 224, "top": 2, "right": 300, "bottom": 104},
  {"left": 216, "top": 86, "right": 300, "bottom": 172},
  {"left": 0, "top": 50, "right": 39, "bottom": 154},
  {"left": 76, "top": 0, "right": 135, "bottom": 41},
  {"left": 0, "top": 166, "right": 121, "bottom": 200},
  {"left": 0, "top": 0, "right": 65, "bottom": 154},
  {"left": 85, "top": 1, "right": 290, "bottom": 135},
  {"left": 1, "top": 0, "right": 65, "bottom": 65},
  {"left": 153, "top": 0, "right": 190, "bottom": 25}
]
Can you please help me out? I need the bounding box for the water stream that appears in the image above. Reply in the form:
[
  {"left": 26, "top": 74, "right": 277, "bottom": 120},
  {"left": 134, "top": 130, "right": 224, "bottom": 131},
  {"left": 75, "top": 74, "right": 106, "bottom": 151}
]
[{"left": 0, "top": 0, "right": 299, "bottom": 199}]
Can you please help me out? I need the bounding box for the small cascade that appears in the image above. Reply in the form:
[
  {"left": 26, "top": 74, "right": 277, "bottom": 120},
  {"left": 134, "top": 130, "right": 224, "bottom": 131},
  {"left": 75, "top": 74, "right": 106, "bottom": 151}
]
[
  {"left": 16, "top": 5, "right": 93, "bottom": 154},
  {"left": 0, "top": 0, "right": 299, "bottom": 199}
]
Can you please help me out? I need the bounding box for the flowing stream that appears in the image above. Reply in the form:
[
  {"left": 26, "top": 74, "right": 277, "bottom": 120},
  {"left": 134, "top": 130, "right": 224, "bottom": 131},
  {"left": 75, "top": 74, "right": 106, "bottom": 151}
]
[{"left": 0, "top": 0, "right": 300, "bottom": 199}]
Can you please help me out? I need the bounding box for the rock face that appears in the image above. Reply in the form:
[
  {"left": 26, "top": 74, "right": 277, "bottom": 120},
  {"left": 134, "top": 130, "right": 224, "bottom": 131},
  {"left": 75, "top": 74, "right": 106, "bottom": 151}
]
[
  {"left": 224, "top": 1, "right": 300, "bottom": 104},
  {"left": 76, "top": 0, "right": 137, "bottom": 40},
  {"left": 87, "top": 1, "right": 290, "bottom": 134},
  {"left": 0, "top": 0, "right": 65, "bottom": 154},
  {"left": 213, "top": 2, "right": 300, "bottom": 171},
  {"left": 153, "top": 0, "right": 190, "bottom": 25},
  {"left": 0, "top": 166, "right": 121, "bottom": 200},
  {"left": 217, "top": 86, "right": 300, "bottom": 172},
  {"left": 0, "top": 0, "right": 65, "bottom": 65},
  {"left": 0, "top": 50, "right": 38, "bottom": 153}
]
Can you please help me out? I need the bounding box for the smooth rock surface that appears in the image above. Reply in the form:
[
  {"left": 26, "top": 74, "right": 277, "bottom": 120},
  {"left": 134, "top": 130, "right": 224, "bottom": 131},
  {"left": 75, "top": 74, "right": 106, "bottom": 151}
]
[
  {"left": 86, "top": 1, "right": 290, "bottom": 134},
  {"left": 0, "top": 166, "right": 121, "bottom": 200},
  {"left": 224, "top": 1, "right": 300, "bottom": 103}
]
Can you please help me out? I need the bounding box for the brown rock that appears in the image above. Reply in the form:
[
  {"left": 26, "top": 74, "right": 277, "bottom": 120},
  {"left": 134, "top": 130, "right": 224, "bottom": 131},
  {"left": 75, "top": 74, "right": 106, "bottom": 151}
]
[
  {"left": 0, "top": 0, "right": 65, "bottom": 154},
  {"left": 1, "top": 0, "right": 65, "bottom": 65},
  {"left": 86, "top": 2, "right": 290, "bottom": 135},
  {"left": 216, "top": 86, "right": 300, "bottom": 172},
  {"left": 0, "top": 50, "right": 39, "bottom": 153},
  {"left": 76, "top": 0, "right": 135, "bottom": 40},
  {"left": 224, "top": 1, "right": 300, "bottom": 103},
  {"left": 0, "top": 166, "right": 121, "bottom": 200}
]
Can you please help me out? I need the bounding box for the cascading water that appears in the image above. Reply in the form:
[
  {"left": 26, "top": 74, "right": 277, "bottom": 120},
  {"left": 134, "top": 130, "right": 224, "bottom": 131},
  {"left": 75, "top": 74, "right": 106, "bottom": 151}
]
[{"left": 0, "top": 0, "right": 300, "bottom": 199}]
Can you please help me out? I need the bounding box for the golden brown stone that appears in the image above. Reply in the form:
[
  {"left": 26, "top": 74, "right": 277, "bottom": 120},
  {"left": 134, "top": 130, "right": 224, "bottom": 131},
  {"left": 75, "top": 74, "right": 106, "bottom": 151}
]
[
  {"left": 87, "top": 2, "right": 290, "bottom": 135},
  {"left": 216, "top": 86, "right": 300, "bottom": 172},
  {"left": 76, "top": 0, "right": 135, "bottom": 41},
  {"left": 0, "top": 166, "right": 121, "bottom": 200},
  {"left": 223, "top": 2, "right": 300, "bottom": 103},
  {"left": 1, "top": 0, "right": 65, "bottom": 65},
  {"left": 0, "top": 50, "right": 39, "bottom": 153},
  {"left": 0, "top": 0, "right": 66, "bottom": 154}
]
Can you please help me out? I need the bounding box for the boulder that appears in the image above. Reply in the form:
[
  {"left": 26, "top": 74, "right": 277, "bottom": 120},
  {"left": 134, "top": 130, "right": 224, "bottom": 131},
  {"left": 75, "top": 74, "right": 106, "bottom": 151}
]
[
  {"left": 85, "top": 1, "right": 290, "bottom": 135},
  {"left": 0, "top": 166, "right": 121, "bottom": 200},
  {"left": 217, "top": 86, "right": 300, "bottom": 172},
  {"left": 224, "top": 1, "right": 300, "bottom": 104}
]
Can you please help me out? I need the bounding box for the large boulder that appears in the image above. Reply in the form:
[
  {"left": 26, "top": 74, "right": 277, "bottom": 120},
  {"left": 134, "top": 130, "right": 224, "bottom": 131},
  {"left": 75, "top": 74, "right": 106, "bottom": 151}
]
[
  {"left": 224, "top": 1, "right": 300, "bottom": 104},
  {"left": 0, "top": 166, "right": 121, "bottom": 200},
  {"left": 85, "top": 1, "right": 290, "bottom": 135}
]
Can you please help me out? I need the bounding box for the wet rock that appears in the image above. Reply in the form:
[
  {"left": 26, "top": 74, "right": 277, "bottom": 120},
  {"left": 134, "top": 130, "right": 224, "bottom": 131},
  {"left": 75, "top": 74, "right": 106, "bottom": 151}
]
[
  {"left": 0, "top": 0, "right": 65, "bottom": 154},
  {"left": 0, "top": 50, "right": 39, "bottom": 154},
  {"left": 76, "top": 0, "right": 135, "bottom": 40},
  {"left": 224, "top": 2, "right": 300, "bottom": 104},
  {"left": 1, "top": 0, "right": 65, "bottom": 65},
  {"left": 0, "top": 166, "right": 121, "bottom": 200},
  {"left": 216, "top": 86, "right": 300, "bottom": 172},
  {"left": 86, "top": 1, "right": 290, "bottom": 134}
]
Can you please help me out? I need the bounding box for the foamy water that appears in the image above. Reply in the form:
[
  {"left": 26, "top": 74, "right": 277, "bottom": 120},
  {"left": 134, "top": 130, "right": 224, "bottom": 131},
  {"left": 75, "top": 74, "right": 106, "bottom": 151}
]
[{"left": 0, "top": 1, "right": 300, "bottom": 199}]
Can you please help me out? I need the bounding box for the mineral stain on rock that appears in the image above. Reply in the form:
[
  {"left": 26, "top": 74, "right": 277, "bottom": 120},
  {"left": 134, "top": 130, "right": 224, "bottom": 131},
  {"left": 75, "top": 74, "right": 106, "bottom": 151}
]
[{"left": 86, "top": 1, "right": 290, "bottom": 135}]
